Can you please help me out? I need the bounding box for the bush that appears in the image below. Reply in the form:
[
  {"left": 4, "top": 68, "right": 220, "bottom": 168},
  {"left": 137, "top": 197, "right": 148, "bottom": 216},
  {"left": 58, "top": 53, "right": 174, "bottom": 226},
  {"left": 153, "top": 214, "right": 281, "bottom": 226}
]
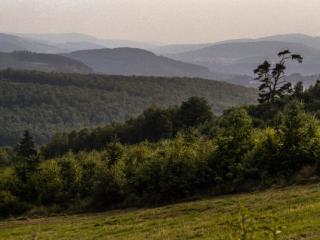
[
  {"left": 127, "top": 135, "right": 214, "bottom": 203},
  {"left": 0, "top": 147, "right": 14, "bottom": 167},
  {"left": 56, "top": 156, "right": 81, "bottom": 205},
  {"left": 0, "top": 190, "right": 28, "bottom": 217},
  {"left": 32, "top": 160, "right": 62, "bottom": 205},
  {"left": 277, "top": 101, "right": 320, "bottom": 175},
  {"left": 92, "top": 163, "right": 126, "bottom": 208},
  {"left": 209, "top": 108, "right": 254, "bottom": 191}
]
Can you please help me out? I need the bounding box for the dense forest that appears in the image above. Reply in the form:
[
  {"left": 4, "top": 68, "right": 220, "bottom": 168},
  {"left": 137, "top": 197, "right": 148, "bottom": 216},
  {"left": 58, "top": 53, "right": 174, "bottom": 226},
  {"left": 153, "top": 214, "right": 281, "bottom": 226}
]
[
  {"left": 0, "top": 69, "right": 256, "bottom": 145},
  {"left": 0, "top": 51, "right": 92, "bottom": 73},
  {"left": 3, "top": 50, "right": 320, "bottom": 219}
]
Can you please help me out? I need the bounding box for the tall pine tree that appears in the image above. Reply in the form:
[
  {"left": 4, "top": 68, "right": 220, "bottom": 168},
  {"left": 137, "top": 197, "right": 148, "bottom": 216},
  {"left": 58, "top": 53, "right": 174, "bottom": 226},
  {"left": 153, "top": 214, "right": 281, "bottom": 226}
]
[
  {"left": 254, "top": 50, "right": 303, "bottom": 104},
  {"left": 14, "top": 130, "right": 39, "bottom": 187},
  {"left": 16, "top": 130, "right": 37, "bottom": 158}
]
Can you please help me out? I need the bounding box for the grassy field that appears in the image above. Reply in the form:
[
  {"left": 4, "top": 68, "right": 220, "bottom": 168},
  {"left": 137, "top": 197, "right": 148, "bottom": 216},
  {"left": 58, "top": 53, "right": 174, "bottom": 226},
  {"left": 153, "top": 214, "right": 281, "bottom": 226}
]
[{"left": 1, "top": 183, "right": 320, "bottom": 240}]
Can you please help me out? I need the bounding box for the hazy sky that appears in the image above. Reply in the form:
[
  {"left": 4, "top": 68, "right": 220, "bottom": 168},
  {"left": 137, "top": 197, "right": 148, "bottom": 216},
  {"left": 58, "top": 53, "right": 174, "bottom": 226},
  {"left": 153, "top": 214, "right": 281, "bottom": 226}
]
[{"left": 1, "top": 0, "right": 320, "bottom": 44}]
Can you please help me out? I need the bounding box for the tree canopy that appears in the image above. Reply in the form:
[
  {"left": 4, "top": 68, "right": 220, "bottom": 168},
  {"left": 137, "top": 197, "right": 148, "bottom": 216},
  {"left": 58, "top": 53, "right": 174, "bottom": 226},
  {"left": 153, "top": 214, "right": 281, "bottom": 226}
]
[{"left": 254, "top": 50, "right": 303, "bottom": 104}]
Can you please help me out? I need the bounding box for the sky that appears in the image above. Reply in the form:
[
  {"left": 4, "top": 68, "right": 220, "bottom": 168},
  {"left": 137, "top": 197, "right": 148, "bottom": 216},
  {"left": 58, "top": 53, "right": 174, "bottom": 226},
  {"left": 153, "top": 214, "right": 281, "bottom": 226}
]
[{"left": 1, "top": 0, "right": 320, "bottom": 44}]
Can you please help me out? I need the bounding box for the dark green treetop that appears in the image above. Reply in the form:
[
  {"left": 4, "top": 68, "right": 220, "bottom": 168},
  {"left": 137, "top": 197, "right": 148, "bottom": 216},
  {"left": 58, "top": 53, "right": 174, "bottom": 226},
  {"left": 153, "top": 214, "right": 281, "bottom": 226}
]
[
  {"left": 16, "top": 130, "right": 37, "bottom": 158},
  {"left": 254, "top": 50, "right": 303, "bottom": 104}
]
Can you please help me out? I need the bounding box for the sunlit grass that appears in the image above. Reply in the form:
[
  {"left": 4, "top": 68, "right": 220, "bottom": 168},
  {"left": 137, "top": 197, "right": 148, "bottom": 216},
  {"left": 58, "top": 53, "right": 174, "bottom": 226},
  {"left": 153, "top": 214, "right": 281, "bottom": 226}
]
[{"left": 1, "top": 183, "right": 320, "bottom": 239}]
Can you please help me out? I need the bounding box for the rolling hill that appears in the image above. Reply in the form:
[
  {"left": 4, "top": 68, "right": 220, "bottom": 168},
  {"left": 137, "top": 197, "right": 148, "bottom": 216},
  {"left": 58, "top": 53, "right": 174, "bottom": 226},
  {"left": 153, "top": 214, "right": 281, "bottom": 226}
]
[
  {"left": 16, "top": 33, "right": 160, "bottom": 51},
  {"left": 0, "top": 51, "right": 92, "bottom": 73},
  {"left": 0, "top": 33, "right": 62, "bottom": 53},
  {"left": 66, "top": 48, "right": 214, "bottom": 78},
  {"left": 4, "top": 32, "right": 320, "bottom": 88},
  {"left": 0, "top": 69, "right": 257, "bottom": 145},
  {"left": 55, "top": 41, "right": 107, "bottom": 52},
  {"left": 155, "top": 33, "right": 320, "bottom": 55},
  {"left": 152, "top": 43, "right": 213, "bottom": 55},
  {"left": 260, "top": 33, "right": 320, "bottom": 50},
  {"left": 169, "top": 41, "right": 320, "bottom": 76}
]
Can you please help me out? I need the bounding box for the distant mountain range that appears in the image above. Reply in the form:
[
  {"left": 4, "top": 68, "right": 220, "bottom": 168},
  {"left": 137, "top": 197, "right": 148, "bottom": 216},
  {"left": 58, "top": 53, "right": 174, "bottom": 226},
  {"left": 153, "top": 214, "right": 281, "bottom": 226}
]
[
  {"left": 2, "top": 32, "right": 320, "bottom": 87},
  {"left": 259, "top": 34, "right": 320, "bottom": 50},
  {"left": 152, "top": 43, "right": 213, "bottom": 55},
  {"left": 0, "top": 33, "right": 61, "bottom": 53},
  {"left": 154, "top": 33, "right": 320, "bottom": 55},
  {"left": 169, "top": 41, "right": 319, "bottom": 75},
  {"left": 15, "top": 33, "right": 160, "bottom": 51}
]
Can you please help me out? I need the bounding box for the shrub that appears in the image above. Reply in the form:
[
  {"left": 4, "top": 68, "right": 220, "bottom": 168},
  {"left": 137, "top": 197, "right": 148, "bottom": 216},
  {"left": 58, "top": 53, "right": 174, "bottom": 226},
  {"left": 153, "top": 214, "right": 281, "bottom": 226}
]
[
  {"left": 209, "top": 108, "right": 254, "bottom": 191},
  {"left": 92, "top": 163, "right": 126, "bottom": 208},
  {"left": 56, "top": 156, "right": 81, "bottom": 205},
  {"left": 127, "top": 135, "right": 214, "bottom": 203},
  {"left": 32, "top": 160, "right": 62, "bottom": 205},
  {"left": 0, "top": 190, "right": 28, "bottom": 217}
]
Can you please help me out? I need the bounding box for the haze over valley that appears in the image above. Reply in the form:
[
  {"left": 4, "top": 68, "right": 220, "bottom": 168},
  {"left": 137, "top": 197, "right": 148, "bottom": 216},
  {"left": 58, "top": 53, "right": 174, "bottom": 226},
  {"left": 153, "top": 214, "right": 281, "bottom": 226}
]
[
  {"left": 3, "top": 1, "right": 320, "bottom": 239},
  {"left": 1, "top": 32, "right": 320, "bottom": 87}
]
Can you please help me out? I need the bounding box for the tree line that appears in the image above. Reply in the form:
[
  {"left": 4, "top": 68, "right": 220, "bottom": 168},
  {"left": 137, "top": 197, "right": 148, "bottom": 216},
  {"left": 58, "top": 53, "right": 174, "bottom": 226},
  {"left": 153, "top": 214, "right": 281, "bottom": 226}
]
[
  {"left": 2, "top": 50, "right": 320, "bottom": 218},
  {"left": 41, "top": 96, "right": 214, "bottom": 158},
  {"left": 0, "top": 69, "right": 256, "bottom": 146}
]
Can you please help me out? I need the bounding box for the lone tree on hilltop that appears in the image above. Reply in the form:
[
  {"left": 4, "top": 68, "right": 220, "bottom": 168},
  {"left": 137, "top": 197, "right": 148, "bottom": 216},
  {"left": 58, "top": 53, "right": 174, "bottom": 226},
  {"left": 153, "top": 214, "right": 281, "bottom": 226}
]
[{"left": 254, "top": 50, "right": 303, "bottom": 104}]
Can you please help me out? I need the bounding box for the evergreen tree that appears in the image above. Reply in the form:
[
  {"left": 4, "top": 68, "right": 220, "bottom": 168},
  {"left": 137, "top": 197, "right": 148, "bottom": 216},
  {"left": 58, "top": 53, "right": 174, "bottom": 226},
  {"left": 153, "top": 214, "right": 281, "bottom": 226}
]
[
  {"left": 16, "top": 130, "right": 37, "bottom": 158},
  {"left": 13, "top": 130, "right": 39, "bottom": 201},
  {"left": 14, "top": 131, "right": 39, "bottom": 181},
  {"left": 254, "top": 50, "right": 303, "bottom": 104},
  {"left": 293, "top": 81, "right": 304, "bottom": 100}
]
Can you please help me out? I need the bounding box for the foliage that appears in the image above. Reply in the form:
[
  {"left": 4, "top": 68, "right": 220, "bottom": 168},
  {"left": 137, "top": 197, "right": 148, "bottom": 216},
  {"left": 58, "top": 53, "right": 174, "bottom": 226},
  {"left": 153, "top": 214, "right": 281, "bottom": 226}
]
[
  {"left": 41, "top": 97, "right": 215, "bottom": 158},
  {"left": 16, "top": 130, "right": 37, "bottom": 158},
  {"left": 225, "top": 206, "right": 284, "bottom": 240},
  {"left": 0, "top": 190, "right": 28, "bottom": 217},
  {"left": 209, "top": 108, "right": 254, "bottom": 191},
  {"left": 3, "top": 58, "right": 320, "bottom": 220},
  {"left": 12, "top": 130, "right": 40, "bottom": 203},
  {"left": 140, "top": 106, "right": 173, "bottom": 141},
  {"left": 277, "top": 101, "right": 320, "bottom": 175},
  {"left": 0, "top": 69, "right": 257, "bottom": 146},
  {"left": 176, "top": 96, "right": 213, "bottom": 130},
  {"left": 126, "top": 135, "right": 214, "bottom": 203},
  {"left": 0, "top": 146, "right": 14, "bottom": 167},
  {"left": 254, "top": 50, "right": 302, "bottom": 104},
  {"left": 2, "top": 91, "right": 320, "bottom": 217},
  {"left": 225, "top": 206, "right": 257, "bottom": 240}
]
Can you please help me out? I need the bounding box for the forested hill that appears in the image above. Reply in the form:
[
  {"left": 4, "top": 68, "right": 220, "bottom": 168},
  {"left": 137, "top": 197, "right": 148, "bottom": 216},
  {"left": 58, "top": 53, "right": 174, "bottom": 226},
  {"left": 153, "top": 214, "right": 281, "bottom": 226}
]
[
  {"left": 0, "top": 70, "right": 257, "bottom": 146},
  {"left": 65, "top": 48, "right": 213, "bottom": 78},
  {"left": 0, "top": 51, "right": 92, "bottom": 73}
]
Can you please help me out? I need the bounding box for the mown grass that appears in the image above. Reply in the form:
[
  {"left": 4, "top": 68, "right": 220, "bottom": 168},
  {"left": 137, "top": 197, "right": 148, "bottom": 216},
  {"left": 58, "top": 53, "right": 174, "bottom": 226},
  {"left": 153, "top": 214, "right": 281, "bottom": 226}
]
[{"left": 1, "top": 183, "right": 320, "bottom": 240}]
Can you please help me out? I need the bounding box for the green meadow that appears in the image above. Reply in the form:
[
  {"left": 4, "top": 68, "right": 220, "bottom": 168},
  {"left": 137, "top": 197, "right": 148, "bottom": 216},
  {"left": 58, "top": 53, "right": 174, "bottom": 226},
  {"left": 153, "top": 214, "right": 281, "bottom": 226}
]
[{"left": 1, "top": 183, "right": 320, "bottom": 240}]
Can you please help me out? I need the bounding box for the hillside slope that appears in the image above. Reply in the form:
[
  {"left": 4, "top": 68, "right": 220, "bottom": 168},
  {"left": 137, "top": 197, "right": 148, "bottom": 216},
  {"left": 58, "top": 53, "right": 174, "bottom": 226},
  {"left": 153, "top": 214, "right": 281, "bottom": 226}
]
[
  {"left": 16, "top": 33, "right": 159, "bottom": 50},
  {"left": 170, "top": 41, "right": 320, "bottom": 76},
  {"left": 0, "top": 70, "right": 256, "bottom": 145},
  {"left": 0, "top": 183, "right": 319, "bottom": 239},
  {"left": 0, "top": 51, "right": 92, "bottom": 73},
  {"left": 66, "top": 48, "right": 213, "bottom": 78},
  {"left": 260, "top": 33, "right": 320, "bottom": 50},
  {"left": 0, "top": 33, "right": 62, "bottom": 53},
  {"left": 155, "top": 33, "right": 320, "bottom": 55},
  {"left": 152, "top": 42, "right": 213, "bottom": 55}
]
